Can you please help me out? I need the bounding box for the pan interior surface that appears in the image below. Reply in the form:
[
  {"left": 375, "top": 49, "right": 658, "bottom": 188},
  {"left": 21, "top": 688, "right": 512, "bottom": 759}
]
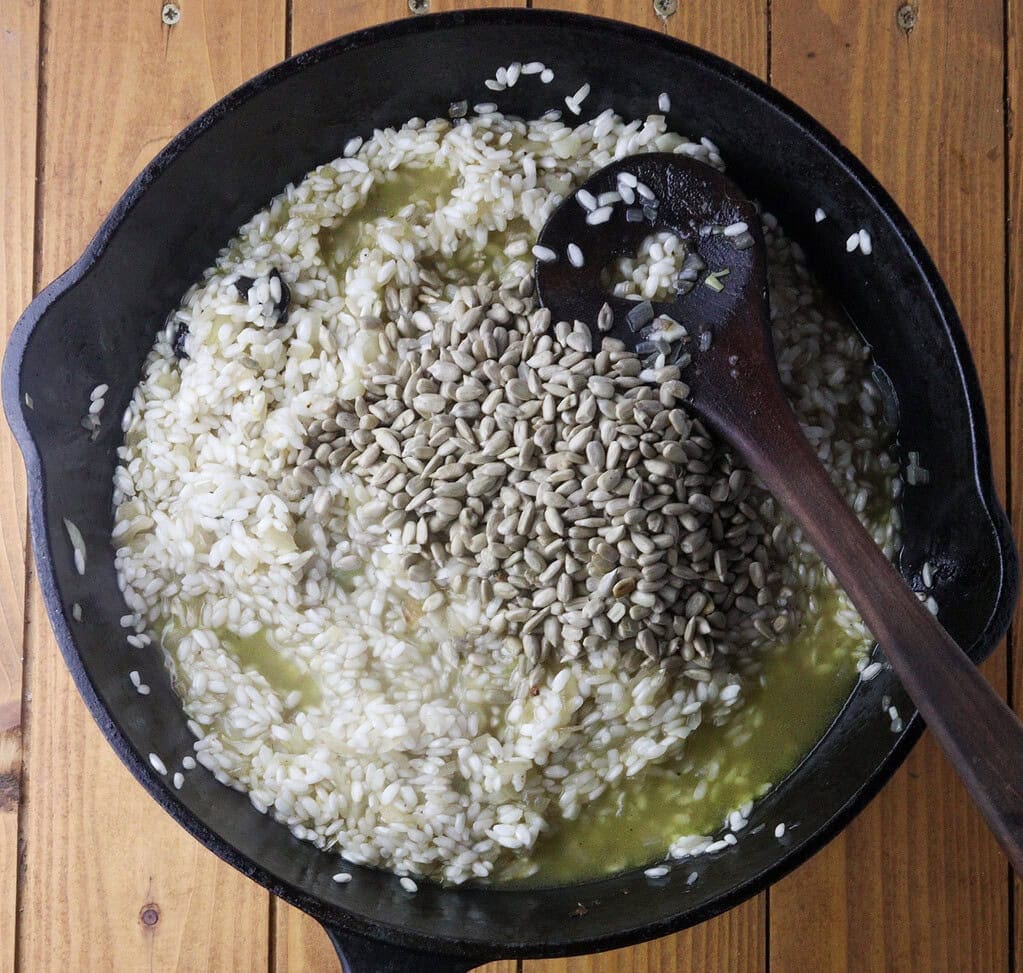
[{"left": 5, "top": 10, "right": 1015, "bottom": 961}]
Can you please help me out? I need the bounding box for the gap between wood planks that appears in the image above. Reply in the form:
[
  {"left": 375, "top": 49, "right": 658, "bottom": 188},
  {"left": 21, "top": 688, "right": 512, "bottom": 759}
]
[
  {"left": 1006, "top": 0, "right": 1023, "bottom": 969},
  {"left": 0, "top": 0, "right": 41, "bottom": 970}
]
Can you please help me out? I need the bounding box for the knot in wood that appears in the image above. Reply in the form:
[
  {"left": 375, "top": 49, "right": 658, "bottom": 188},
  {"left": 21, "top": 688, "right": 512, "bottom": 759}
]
[
  {"left": 0, "top": 771, "right": 20, "bottom": 813},
  {"left": 896, "top": 4, "right": 917, "bottom": 34}
]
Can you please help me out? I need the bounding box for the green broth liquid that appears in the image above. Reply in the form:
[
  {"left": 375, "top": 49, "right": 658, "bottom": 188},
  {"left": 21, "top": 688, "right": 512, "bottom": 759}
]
[
  {"left": 321, "top": 164, "right": 532, "bottom": 282},
  {"left": 161, "top": 622, "right": 321, "bottom": 711},
  {"left": 499, "top": 592, "right": 861, "bottom": 885},
  {"left": 321, "top": 166, "right": 458, "bottom": 270},
  {"left": 221, "top": 627, "right": 322, "bottom": 709}
]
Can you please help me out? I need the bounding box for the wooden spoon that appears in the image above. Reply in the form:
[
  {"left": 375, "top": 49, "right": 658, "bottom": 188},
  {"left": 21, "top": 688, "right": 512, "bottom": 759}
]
[{"left": 534, "top": 152, "right": 1023, "bottom": 873}]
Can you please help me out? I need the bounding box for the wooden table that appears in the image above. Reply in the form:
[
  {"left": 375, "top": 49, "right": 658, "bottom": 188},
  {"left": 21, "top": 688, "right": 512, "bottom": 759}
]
[{"left": 1, "top": 1, "right": 1019, "bottom": 969}]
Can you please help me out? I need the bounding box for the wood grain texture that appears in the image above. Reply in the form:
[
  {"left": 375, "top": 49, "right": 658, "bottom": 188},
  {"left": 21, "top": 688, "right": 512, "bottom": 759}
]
[
  {"left": 526, "top": 1, "right": 767, "bottom": 969},
  {"left": 535, "top": 0, "right": 766, "bottom": 68},
  {"left": 1009, "top": 0, "right": 1023, "bottom": 965},
  {"left": 0, "top": 2, "right": 38, "bottom": 969},
  {"left": 524, "top": 900, "right": 764, "bottom": 973},
  {"left": 274, "top": 902, "right": 343, "bottom": 973},
  {"left": 769, "top": 2, "right": 1008, "bottom": 971},
  {"left": 274, "top": 900, "right": 520, "bottom": 973},
  {"left": 6, "top": 0, "right": 1015, "bottom": 970},
  {"left": 17, "top": 1, "right": 284, "bottom": 970},
  {"left": 290, "top": 1, "right": 519, "bottom": 56},
  {"left": 286, "top": 4, "right": 523, "bottom": 971},
  {"left": 20, "top": 588, "right": 269, "bottom": 971},
  {"left": 428, "top": 0, "right": 523, "bottom": 11},
  {"left": 290, "top": 0, "right": 407, "bottom": 54}
]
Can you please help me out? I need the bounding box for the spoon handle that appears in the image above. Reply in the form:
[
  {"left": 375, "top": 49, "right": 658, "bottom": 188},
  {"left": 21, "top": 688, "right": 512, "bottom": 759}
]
[{"left": 703, "top": 377, "right": 1023, "bottom": 874}]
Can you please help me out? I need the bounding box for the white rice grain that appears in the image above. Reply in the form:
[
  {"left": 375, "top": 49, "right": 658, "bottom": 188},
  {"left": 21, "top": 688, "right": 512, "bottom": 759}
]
[
  {"left": 64, "top": 518, "right": 86, "bottom": 575},
  {"left": 860, "top": 662, "right": 883, "bottom": 682}
]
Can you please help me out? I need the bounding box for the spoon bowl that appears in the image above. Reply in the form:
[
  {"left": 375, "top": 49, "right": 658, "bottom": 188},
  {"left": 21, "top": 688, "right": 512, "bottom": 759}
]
[
  {"left": 535, "top": 154, "right": 763, "bottom": 339},
  {"left": 535, "top": 154, "right": 777, "bottom": 413}
]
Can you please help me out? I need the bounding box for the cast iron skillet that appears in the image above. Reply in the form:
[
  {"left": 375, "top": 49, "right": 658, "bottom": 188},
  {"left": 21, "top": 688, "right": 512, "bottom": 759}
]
[{"left": 2, "top": 10, "right": 1017, "bottom": 971}]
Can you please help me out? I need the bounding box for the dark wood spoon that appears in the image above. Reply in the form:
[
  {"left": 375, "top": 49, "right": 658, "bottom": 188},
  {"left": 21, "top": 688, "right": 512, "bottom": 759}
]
[{"left": 534, "top": 152, "right": 1023, "bottom": 874}]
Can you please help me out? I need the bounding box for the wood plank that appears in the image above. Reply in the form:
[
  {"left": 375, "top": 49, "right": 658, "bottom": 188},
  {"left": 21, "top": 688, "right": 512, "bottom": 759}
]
[
  {"left": 525, "top": 901, "right": 764, "bottom": 973},
  {"left": 290, "top": 0, "right": 407, "bottom": 54},
  {"left": 0, "top": 1, "right": 38, "bottom": 970},
  {"left": 21, "top": 591, "right": 271, "bottom": 972},
  {"left": 428, "top": 0, "right": 523, "bottom": 11},
  {"left": 285, "top": 3, "right": 520, "bottom": 970},
  {"left": 290, "top": 0, "right": 518, "bottom": 52},
  {"left": 18, "top": 2, "right": 285, "bottom": 970},
  {"left": 275, "top": 900, "right": 518, "bottom": 973},
  {"left": 535, "top": 0, "right": 766, "bottom": 68},
  {"left": 769, "top": 3, "right": 1008, "bottom": 971},
  {"left": 1008, "top": 0, "right": 1023, "bottom": 966},
  {"left": 274, "top": 903, "right": 341, "bottom": 973},
  {"left": 524, "top": 2, "right": 768, "bottom": 970}
]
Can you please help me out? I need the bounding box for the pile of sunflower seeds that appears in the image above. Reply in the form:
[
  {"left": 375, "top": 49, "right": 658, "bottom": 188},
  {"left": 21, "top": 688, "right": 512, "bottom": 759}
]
[{"left": 293, "top": 271, "right": 798, "bottom": 669}]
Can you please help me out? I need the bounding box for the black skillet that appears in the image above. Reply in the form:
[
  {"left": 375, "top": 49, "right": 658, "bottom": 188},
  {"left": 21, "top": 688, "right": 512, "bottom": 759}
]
[{"left": 2, "top": 10, "right": 1017, "bottom": 971}]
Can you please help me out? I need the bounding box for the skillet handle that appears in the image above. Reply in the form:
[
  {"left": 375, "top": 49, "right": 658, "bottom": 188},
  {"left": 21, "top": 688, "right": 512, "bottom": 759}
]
[{"left": 323, "top": 923, "right": 483, "bottom": 972}]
